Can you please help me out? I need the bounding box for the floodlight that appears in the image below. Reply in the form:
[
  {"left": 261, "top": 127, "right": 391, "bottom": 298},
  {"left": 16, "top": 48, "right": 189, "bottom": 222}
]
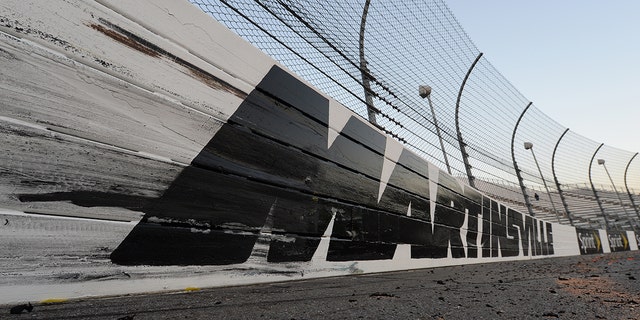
[{"left": 418, "top": 85, "right": 431, "bottom": 98}]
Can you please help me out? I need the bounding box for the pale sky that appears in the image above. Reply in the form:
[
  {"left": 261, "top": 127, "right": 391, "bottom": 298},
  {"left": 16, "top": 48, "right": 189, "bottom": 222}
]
[{"left": 445, "top": 1, "right": 640, "bottom": 153}]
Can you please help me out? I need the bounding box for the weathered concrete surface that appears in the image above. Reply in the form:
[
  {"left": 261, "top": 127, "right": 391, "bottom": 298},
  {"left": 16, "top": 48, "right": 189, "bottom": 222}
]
[
  {"left": 0, "top": 0, "right": 589, "bottom": 304},
  {"left": 4, "top": 250, "right": 640, "bottom": 319}
]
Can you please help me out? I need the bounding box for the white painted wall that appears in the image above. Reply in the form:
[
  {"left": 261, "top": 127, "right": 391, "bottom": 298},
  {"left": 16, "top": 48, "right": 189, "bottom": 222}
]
[{"left": 0, "top": 0, "right": 633, "bottom": 304}]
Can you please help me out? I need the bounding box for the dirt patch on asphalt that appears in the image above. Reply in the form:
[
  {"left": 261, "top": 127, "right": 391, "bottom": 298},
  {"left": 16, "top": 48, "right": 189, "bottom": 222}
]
[{"left": 558, "top": 262, "right": 640, "bottom": 318}]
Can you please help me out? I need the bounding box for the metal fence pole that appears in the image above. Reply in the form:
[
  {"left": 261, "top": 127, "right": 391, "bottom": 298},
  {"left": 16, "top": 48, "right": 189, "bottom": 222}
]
[
  {"left": 624, "top": 152, "right": 640, "bottom": 221},
  {"left": 552, "top": 128, "right": 573, "bottom": 225},
  {"left": 359, "top": 0, "right": 377, "bottom": 125},
  {"left": 589, "top": 143, "right": 610, "bottom": 229},
  {"left": 510, "top": 102, "right": 534, "bottom": 216},
  {"left": 455, "top": 52, "right": 483, "bottom": 188}
]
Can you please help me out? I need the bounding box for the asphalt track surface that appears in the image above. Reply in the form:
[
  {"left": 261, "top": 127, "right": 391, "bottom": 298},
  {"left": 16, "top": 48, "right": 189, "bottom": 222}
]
[{"left": 4, "top": 251, "right": 640, "bottom": 320}]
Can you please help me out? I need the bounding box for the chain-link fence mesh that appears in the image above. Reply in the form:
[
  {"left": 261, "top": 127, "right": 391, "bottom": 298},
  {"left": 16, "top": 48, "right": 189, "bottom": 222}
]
[{"left": 189, "top": 0, "right": 640, "bottom": 230}]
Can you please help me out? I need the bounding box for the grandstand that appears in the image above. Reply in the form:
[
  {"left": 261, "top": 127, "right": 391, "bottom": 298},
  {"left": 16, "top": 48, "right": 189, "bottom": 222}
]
[{"left": 473, "top": 176, "right": 640, "bottom": 230}]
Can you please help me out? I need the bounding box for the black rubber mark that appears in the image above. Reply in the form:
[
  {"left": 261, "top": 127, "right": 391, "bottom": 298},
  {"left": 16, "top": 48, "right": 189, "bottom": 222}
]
[
  {"left": 18, "top": 191, "right": 153, "bottom": 211},
  {"left": 89, "top": 19, "right": 246, "bottom": 99},
  {"left": 89, "top": 23, "right": 159, "bottom": 58},
  {"left": 9, "top": 303, "right": 33, "bottom": 314}
]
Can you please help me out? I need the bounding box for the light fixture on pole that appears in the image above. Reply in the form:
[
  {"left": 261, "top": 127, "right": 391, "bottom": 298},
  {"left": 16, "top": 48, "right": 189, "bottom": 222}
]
[
  {"left": 598, "top": 159, "right": 635, "bottom": 229},
  {"left": 524, "top": 142, "right": 561, "bottom": 222},
  {"left": 419, "top": 85, "right": 451, "bottom": 174}
]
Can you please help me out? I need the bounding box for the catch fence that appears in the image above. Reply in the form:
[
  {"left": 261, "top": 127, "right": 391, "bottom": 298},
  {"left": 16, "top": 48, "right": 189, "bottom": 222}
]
[{"left": 190, "top": 0, "right": 640, "bottom": 230}]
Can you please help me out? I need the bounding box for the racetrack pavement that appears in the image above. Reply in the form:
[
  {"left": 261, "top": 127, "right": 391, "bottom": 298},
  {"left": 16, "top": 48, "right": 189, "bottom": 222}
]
[{"left": 4, "top": 250, "right": 640, "bottom": 319}]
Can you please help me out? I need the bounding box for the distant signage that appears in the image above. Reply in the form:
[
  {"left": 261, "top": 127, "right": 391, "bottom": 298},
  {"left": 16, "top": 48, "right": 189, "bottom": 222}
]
[
  {"left": 608, "top": 231, "right": 630, "bottom": 252},
  {"left": 576, "top": 228, "right": 603, "bottom": 255}
]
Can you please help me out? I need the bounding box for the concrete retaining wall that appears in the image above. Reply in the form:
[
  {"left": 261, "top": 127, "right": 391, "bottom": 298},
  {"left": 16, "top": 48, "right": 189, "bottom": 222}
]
[{"left": 0, "top": 0, "right": 634, "bottom": 304}]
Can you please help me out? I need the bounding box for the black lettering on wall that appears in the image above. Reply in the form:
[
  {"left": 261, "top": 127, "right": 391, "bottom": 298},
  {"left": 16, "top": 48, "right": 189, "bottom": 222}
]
[
  {"left": 380, "top": 150, "right": 431, "bottom": 221},
  {"left": 106, "top": 64, "right": 561, "bottom": 266},
  {"left": 110, "top": 166, "right": 277, "bottom": 265},
  {"left": 508, "top": 208, "right": 524, "bottom": 256},
  {"left": 410, "top": 221, "right": 446, "bottom": 259},
  {"left": 412, "top": 172, "right": 466, "bottom": 259},
  {"left": 110, "top": 66, "right": 341, "bottom": 265},
  {"left": 488, "top": 201, "right": 500, "bottom": 257},
  {"left": 539, "top": 221, "right": 549, "bottom": 255},
  {"left": 327, "top": 206, "right": 397, "bottom": 261},
  {"left": 436, "top": 173, "right": 466, "bottom": 258},
  {"left": 463, "top": 187, "right": 482, "bottom": 258},
  {"left": 266, "top": 195, "right": 335, "bottom": 263},
  {"left": 481, "top": 195, "right": 492, "bottom": 258},
  {"left": 501, "top": 207, "right": 521, "bottom": 257},
  {"left": 522, "top": 215, "right": 540, "bottom": 256},
  {"left": 544, "top": 222, "right": 554, "bottom": 255}
]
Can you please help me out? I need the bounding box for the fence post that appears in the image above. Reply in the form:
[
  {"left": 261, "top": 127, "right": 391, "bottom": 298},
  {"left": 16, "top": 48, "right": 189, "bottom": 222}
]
[
  {"left": 359, "top": 0, "right": 377, "bottom": 125},
  {"left": 510, "top": 102, "right": 534, "bottom": 216},
  {"left": 624, "top": 152, "right": 640, "bottom": 221},
  {"left": 588, "top": 143, "right": 610, "bottom": 229},
  {"left": 552, "top": 128, "right": 573, "bottom": 225},
  {"left": 455, "top": 52, "right": 483, "bottom": 188}
]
